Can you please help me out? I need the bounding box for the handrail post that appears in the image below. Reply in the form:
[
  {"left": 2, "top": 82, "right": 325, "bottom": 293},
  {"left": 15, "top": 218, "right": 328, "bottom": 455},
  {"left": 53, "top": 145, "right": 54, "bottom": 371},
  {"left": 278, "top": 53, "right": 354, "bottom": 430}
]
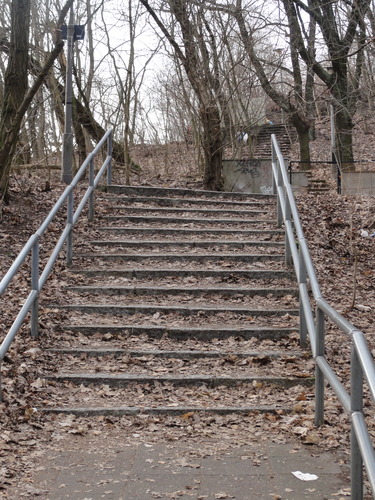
[
  {"left": 351, "top": 346, "right": 364, "bottom": 500},
  {"left": 276, "top": 158, "right": 283, "bottom": 228},
  {"left": 66, "top": 190, "right": 74, "bottom": 266},
  {"left": 31, "top": 237, "right": 40, "bottom": 338},
  {"left": 107, "top": 131, "right": 113, "bottom": 186},
  {"left": 285, "top": 197, "right": 292, "bottom": 267},
  {"left": 315, "top": 306, "right": 325, "bottom": 426},
  {"left": 89, "top": 157, "right": 95, "bottom": 222},
  {"left": 299, "top": 248, "right": 307, "bottom": 348},
  {"left": 272, "top": 139, "right": 277, "bottom": 195}
]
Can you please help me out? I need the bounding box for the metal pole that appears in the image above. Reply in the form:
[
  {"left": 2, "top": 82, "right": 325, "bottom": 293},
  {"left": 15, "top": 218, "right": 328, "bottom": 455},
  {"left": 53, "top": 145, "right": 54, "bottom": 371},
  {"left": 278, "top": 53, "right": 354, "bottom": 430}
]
[
  {"left": 107, "top": 132, "right": 113, "bottom": 186},
  {"left": 351, "top": 347, "right": 364, "bottom": 500},
  {"left": 285, "top": 197, "right": 292, "bottom": 267},
  {"left": 330, "top": 103, "right": 341, "bottom": 193},
  {"left": 66, "top": 190, "right": 74, "bottom": 266},
  {"left": 89, "top": 158, "right": 94, "bottom": 222},
  {"left": 31, "top": 238, "right": 39, "bottom": 338},
  {"left": 298, "top": 247, "right": 307, "bottom": 348},
  {"left": 315, "top": 307, "right": 325, "bottom": 426},
  {"left": 62, "top": 6, "right": 74, "bottom": 184},
  {"left": 276, "top": 159, "right": 283, "bottom": 228}
]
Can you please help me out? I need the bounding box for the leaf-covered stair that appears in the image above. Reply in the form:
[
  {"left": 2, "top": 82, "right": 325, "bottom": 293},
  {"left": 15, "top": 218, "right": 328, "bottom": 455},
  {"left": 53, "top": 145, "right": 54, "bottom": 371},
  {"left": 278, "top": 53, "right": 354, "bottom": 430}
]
[{"left": 37, "top": 186, "right": 313, "bottom": 416}]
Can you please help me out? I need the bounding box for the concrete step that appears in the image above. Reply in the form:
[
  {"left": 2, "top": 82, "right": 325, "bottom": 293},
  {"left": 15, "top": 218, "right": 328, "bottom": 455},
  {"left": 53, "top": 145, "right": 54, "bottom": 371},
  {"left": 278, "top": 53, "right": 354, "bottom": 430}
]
[
  {"left": 71, "top": 268, "right": 294, "bottom": 280},
  {"left": 101, "top": 215, "right": 275, "bottom": 225},
  {"left": 96, "top": 227, "right": 284, "bottom": 238},
  {"left": 88, "top": 239, "right": 285, "bottom": 249},
  {"left": 52, "top": 303, "right": 298, "bottom": 317},
  {"left": 109, "top": 206, "right": 271, "bottom": 216},
  {"left": 40, "top": 405, "right": 292, "bottom": 416},
  {"left": 43, "top": 373, "right": 314, "bottom": 389},
  {"left": 101, "top": 195, "right": 270, "bottom": 208},
  {"left": 65, "top": 285, "right": 297, "bottom": 298},
  {"left": 46, "top": 348, "right": 304, "bottom": 359},
  {"left": 75, "top": 253, "right": 285, "bottom": 264},
  {"left": 61, "top": 325, "right": 298, "bottom": 340},
  {"left": 106, "top": 185, "right": 275, "bottom": 199}
]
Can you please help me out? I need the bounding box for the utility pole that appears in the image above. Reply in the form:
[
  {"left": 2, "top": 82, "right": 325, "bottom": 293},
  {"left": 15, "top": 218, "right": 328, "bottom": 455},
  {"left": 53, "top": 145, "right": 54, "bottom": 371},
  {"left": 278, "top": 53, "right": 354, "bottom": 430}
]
[
  {"left": 275, "top": 48, "right": 284, "bottom": 125},
  {"left": 62, "top": 6, "right": 74, "bottom": 184}
]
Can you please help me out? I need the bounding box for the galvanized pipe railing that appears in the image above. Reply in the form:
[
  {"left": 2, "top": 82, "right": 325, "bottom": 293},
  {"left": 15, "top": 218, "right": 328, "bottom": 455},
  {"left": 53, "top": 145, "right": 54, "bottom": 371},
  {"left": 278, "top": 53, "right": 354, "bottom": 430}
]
[
  {"left": 271, "top": 134, "right": 375, "bottom": 499},
  {"left": 0, "top": 129, "right": 113, "bottom": 400}
]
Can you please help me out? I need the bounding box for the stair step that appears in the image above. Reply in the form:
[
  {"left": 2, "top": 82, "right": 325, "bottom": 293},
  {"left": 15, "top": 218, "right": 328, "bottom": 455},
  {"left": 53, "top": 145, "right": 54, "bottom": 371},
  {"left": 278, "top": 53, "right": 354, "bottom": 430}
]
[
  {"left": 40, "top": 405, "right": 292, "bottom": 416},
  {"left": 106, "top": 185, "right": 275, "bottom": 199},
  {"left": 42, "top": 373, "right": 314, "bottom": 388},
  {"left": 76, "top": 253, "right": 285, "bottom": 263},
  {"left": 88, "top": 240, "right": 285, "bottom": 248},
  {"left": 65, "top": 286, "right": 297, "bottom": 297},
  {"left": 97, "top": 227, "right": 283, "bottom": 237},
  {"left": 110, "top": 206, "right": 270, "bottom": 216},
  {"left": 103, "top": 195, "right": 269, "bottom": 208},
  {"left": 101, "top": 215, "right": 275, "bottom": 225},
  {"left": 52, "top": 303, "right": 298, "bottom": 316},
  {"left": 71, "top": 269, "right": 294, "bottom": 280},
  {"left": 62, "top": 325, "right": 298, "bottom": 340},
  {"left": 46, "top": 348, "right": 303, "bottom": 359}
]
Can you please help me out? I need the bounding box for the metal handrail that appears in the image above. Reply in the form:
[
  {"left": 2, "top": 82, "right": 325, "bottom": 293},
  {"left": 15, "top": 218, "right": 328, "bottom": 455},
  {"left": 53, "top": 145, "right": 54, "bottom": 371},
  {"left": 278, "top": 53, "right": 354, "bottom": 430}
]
[
  {"left": 0, "top": 129, "right": 113, "bottom": 399},
  {"left": 271, "top": 134, "right": 375, "bottom": 499}
]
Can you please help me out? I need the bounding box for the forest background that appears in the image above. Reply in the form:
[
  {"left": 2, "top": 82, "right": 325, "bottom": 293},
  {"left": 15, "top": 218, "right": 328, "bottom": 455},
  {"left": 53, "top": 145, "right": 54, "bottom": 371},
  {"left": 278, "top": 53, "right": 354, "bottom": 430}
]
[{"left": 1, "top": 0, "right": 375, "bottom": 200}]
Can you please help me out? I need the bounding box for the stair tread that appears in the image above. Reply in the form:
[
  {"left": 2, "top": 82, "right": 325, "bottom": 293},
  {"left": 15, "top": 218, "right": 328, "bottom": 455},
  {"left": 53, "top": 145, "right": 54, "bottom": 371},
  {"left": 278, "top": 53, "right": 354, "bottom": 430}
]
[
  {"left": 40, "top": 405, "right": 293, "bottom": 416},
  {"left": 46, "top": 348, "right": 303, "bottom": 358}
]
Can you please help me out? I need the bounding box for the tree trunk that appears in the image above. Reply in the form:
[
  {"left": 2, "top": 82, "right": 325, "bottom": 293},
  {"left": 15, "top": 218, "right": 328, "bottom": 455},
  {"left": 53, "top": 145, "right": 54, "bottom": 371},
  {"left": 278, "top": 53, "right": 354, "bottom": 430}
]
[
  {"left": 139, "top": 0, "right": 225, "bottom": 190},
  {"left": 289, "top": 113, "right": 311, "bottom": 168},
  {"left": 334, "top": 109, "right": 354, "bottom": 169},
  {"left": 0, "top": 0, "right": 74, "bottom": 207},
  {"left": 200, "top": 104, "right": 223, "bottom": 190},
  {"left": 0, "top": 0, "right": 30, "bottom": 201}
]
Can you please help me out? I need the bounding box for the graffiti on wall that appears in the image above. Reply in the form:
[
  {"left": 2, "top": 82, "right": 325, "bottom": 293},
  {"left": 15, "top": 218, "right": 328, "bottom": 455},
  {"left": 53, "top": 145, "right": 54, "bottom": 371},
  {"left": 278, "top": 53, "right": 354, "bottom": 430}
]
[
  {"left": 260, "top": 185, "right": 273, "bottom": 195},
  {"left": 233, "top": 159, "right": 261, "bottom": 179}
]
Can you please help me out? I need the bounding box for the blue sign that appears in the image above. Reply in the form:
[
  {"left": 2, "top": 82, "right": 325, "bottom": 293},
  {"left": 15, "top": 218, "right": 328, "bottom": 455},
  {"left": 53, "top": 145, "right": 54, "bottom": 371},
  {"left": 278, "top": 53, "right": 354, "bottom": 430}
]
[{"left": 61, "top": 25, "right": 85, "bottom": 42}]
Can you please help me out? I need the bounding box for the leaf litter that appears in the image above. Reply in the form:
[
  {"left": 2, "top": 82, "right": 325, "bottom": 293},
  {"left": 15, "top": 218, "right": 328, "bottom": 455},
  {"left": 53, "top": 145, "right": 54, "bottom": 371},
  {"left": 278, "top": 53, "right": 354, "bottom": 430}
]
[{"left": 0, "top": 161, "right": 374, "bottom": 498}]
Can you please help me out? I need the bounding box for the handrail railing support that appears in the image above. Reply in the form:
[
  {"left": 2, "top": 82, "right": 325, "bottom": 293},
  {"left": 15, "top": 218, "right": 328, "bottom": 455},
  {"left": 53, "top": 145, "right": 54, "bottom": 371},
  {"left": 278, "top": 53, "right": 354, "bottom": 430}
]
[
  {"left": 107, "top": 134, "right": 113, "bottom": 186},
  {"left": 89, "top": 158, "right": 95, "bottom": 222},
  {"left": 315, "top": 307, "right": 325, "bottom": 426},
  {"left": 31, "top": 237, "right": 40, "bottom": 338},
  {"left": 351, "top": 346, "right": 364, "bottom": 500},
  {"left": 285, "top": 197, "right": 292, "bottom": 267},
  {"left": 66, "top": 190, "right": 74, "bottom": 266},
  {"left": 274, "top": 157, "right": 283, "bottom": 228},
  {"left": 298, "top": 249, "right": 308, "bottom": 348}
]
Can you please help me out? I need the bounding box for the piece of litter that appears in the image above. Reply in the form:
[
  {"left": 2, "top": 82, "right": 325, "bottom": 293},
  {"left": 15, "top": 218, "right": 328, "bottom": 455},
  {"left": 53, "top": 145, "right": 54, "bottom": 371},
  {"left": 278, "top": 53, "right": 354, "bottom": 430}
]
[{"left": 292, "top": 471, "right": 318, "bottom": 481}]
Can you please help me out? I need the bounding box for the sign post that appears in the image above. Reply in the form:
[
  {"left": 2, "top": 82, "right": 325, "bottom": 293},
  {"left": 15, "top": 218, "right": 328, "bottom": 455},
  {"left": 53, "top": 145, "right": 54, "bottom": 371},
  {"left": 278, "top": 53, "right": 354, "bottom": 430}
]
[{"left": 61, "top": 6, "right": 85, "bottom": 184}]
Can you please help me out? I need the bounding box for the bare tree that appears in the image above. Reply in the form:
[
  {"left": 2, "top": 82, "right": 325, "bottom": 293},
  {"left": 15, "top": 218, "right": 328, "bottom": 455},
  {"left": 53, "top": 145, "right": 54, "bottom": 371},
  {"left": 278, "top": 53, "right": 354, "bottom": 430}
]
[
  {"left": 139, "top": 0, "right": 226, "bottom": 190},
  {"left": 233, "top": 0, "right": 316, "bottom": 165},
  {"left": 283, "top": 0, "right": 371, "bottom": 167},
  {"left": 0, "top": 0, "right": 74, "bottom": 209}
]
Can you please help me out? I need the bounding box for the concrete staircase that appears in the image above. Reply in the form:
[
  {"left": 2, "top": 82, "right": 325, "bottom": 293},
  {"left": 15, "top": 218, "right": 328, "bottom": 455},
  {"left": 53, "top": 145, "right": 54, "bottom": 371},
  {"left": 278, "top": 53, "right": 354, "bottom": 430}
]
[
  {"left": 38, "top": 186, "right": 312, "bottom": 416},
  {"left": 251, "top": 124, "right": 295, "bottom": 158}
]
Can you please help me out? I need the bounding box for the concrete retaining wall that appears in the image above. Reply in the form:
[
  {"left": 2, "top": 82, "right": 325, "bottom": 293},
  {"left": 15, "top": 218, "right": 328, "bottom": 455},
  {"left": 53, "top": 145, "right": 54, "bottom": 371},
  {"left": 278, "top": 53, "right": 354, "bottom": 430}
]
[
  {"left": 223, "top": 159, "right": 309, "bottom": 194},
  {"left": 341, "top": 171, "right": 375, "bottom": 196},
  {"left": 222, "top": 159, "right": 273, "bottom": 194}
]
